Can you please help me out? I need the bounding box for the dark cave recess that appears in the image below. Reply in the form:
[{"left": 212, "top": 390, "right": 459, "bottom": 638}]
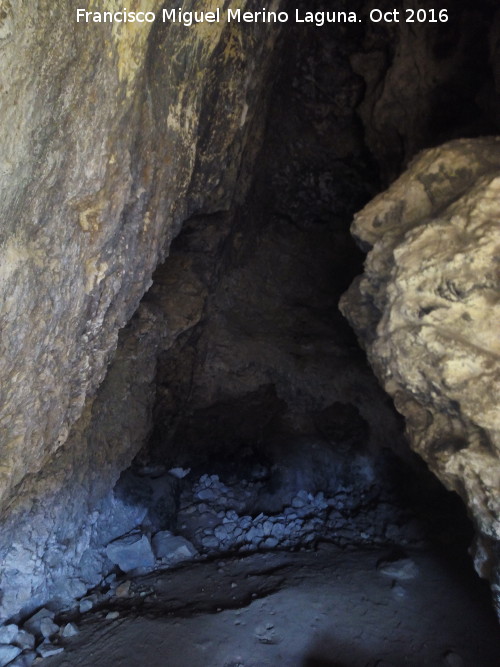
[
  {"left": 140, "top": 0, "right": 500, "bottom": 468},
  {"left": 118, "top": 0, "right": 498, "bottom": 563}
]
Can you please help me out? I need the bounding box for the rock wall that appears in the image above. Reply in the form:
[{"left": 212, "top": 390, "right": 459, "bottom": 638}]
[
  {"left": 340, "top": 137, "right": 500, "bottom": 611},
  {"left": 352, "top": 0, "right": 500, "bottom": 182},
  {"left": 0, "top": 0, "right": 284, "bottom": 620},
  {"left": 144, "top": 11, "right": 405, "bottom": 471},
  {"left": 0, "top": 0, "right": 282, "bottom": 512}
]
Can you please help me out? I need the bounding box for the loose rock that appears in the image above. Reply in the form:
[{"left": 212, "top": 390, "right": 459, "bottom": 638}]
[
  {"left": 23, "top": 609, "right": 55, "bottom": 637},
  {"left": 14, "top": 629, "right": 35, "bottom": 651},
  {"left": 36, "top": 640, "right": 64, "bottom": 658},
  {"left": 60, "top": 623, "right": 79, "bottom": 638},
  {"left": 106, "top": 533, "right": 155, "bottom": 573},
  {"left": 105, "top": 612, "right": 120, "bottom": 621},
  {"left": 0, "top": 644, "right": 22, "bottom": 667},
  {"left": 152, "top": 532, "right": 198, "bottom": 564},
  {"left": 6, "top": 651, "right": 36, "bottom": 667},
  {"left": 0, "top": 625, "right": 18, "bottom": 644},
  {"left": 79, "top": 599, "right": 94, "bottom": 614},
  {"left": 115, "top": 581, "right": 131, "bottom": 598},
  {"left": 39, "top": 617, "right": 59, "bottom": 639}
]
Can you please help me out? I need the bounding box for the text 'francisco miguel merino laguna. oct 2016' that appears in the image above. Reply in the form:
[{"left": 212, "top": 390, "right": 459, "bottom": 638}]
[{"left": 76, "top": 7, "right": 451, "bottom": 27}]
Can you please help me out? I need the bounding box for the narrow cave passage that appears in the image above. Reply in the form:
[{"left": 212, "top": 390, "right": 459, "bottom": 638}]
[
  {"left": 3, "top": 1, "right": 500, "bottom": 666},
  {"left": 121, "top": 0, "right": 480, "bottom": 562}
]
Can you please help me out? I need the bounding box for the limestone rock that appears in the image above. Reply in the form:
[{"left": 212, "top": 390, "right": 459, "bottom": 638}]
[
  {"left": 0, "top": 625, "right": 18, "bottom": 644},
  {"left": 0, "top": 0, "right": 285, "bottom": 512},
  {"left": 351, "top": 4, "right": 500, "bottom": 182},
  {"left": 60, "top": 623, "right": 79, "bottom": 639},
  {"left": 105, "top": 612, "right": 120, "bottom": 621},
  {"left": 106, "top": 533, "right": 155, "bottom": 573},
  {"left": 23, "top": 608, "right": 55, "bottom": 637},
  {"left": 36, "top": 640, "right": 64, "bottom": 659},
  {"left": 1, "top": 0, "right": 497, "bottom": 631},
  {"left": 340, "top": 137, "right": 500, "bottom": 611},
  {"left": 0, "top": 0, "right": 163, "bottom": 510},
  {"left": 151, "top": 532, "right": 198, "bottom": 564},
  {"left": 39, "top": 617, "right": 59, "bottom": 639},
  {"left": 0, "top": 645, "right": 22, "bottom": 667},
  {"left": 7, "top": 654, "right": 36, "bottom": 667},
  {"left": 78, "top": 599, "right": 94, "bottom": 615},
  {"left": 13, "top": 630, "right": 35, "bottom": 651},
  {"left": 0, "top": 0, "right": 284, "bottom": 623},
  {"left": 115, "top": 581, "right": 131, "bottom": 598}
]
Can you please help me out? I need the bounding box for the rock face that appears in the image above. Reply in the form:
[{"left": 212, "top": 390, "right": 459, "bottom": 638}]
[
  {"left": 340, "top": 137, "right": 500, "bottom": 610},
  {"left": 0, "top": 0, "right": 282, "bottom": 511},
  {"left": 0, "top": 0, "right": 284, "bottom": 620},
  {"left": 351, "top": 5, "right": 500, "bottom": 182}
]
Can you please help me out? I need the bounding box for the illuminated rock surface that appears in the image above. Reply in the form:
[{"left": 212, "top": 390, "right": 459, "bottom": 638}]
[{"left": 341, "top": 137, "right": 500, "bottom": 610}]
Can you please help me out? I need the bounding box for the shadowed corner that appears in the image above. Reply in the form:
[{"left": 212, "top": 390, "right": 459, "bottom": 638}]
[{"left": 302, "top": 633, "right": 397, "bottom": 667}]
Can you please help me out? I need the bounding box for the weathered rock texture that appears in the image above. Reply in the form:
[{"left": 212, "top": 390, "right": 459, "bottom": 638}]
[
  {"left": 0, "top": 0, "right": 282, "bottom": 511},
  {"left": 352, "top": 0, "right": 500, "bottom": 182},
  {"left": 340, "top": 137, "right": 500, "bottom": 610},
  {"left": 0, "top": 0, "right": 284, "bottom": 620}
]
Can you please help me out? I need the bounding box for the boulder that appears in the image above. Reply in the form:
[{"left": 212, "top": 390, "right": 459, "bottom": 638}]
[
  {"left": 106, "top": 533, "right": 155, "bottom": 573},
  {"left": 39, "top": 617, "right": 59, "bottom": 639},
  {"left": 152, "top": 532, "right": 198, "bottom": 564},
  {"left": 36, "top": 641, "right": 64, "bottom": 659},
  {"left": 23, "top": 608, "right": 55, "bottom": 637},
  {"left": 0, "top": 625, "right": 18, "bottom": 644},
  {"left": 0, "top": 645, "right": 22, "bottom": 667},
  {"left": 60, "top": 623, "right": 79, "bottom": 639},
  {"left": 13, "top": 630, "right": 35, "bottom": 651},
  {"left": 341, "top": 137, "right": 500, "bottom": 613},
  {"left": 7, "top": 654, "right": 36, "bottom": 667}
]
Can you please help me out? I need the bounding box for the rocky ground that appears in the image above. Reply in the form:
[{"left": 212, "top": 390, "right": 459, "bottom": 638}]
[
  {"left": 38, "top": 543, "right": 500, "bottom": 667},
  {"left": 1, "top": 451, "right": 491, "bottom": 666}
]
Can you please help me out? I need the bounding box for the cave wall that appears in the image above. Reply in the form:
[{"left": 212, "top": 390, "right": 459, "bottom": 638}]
[
  {"left": 0, "top": 0, "right": 285, "bottom": 621},
  {"left": 1, "top": 0, "right": 163, "bottom": 508},
  {"left": 340, "top": 137, "right": 500, "bottom": 610},
  {"left": 353, "top": 0, "right": 500, "bottom": 182},
  {"left": 142, "top": 9, "right": 407, "bottom": 473},
  {"left": 0, "top": 0, "right": 283, "bottom": 512},
  {"left": 144, "top": 0, "right": 500, "bottom": 466}
]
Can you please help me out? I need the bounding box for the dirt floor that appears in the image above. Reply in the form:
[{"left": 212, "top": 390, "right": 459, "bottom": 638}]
[{"left": 45, "top": 544, "right": 500, "bottom": 667}]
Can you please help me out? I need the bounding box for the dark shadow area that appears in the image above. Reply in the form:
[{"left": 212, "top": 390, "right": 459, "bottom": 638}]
[{"left": 128, "top": 0, "right": 500, "bottom": 569}]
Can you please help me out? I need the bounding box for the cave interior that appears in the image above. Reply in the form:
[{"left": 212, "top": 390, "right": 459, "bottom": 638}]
[
  {"left": 1, "top": 1, "right": 500, "bottom": 665},
  {"left": 128, "top": 0, "right": 485, "bottom": 555}
]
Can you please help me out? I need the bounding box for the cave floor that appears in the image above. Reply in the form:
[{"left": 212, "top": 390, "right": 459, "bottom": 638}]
[{"left": 45, "top": 544, "right": 500, "bottom": 667}]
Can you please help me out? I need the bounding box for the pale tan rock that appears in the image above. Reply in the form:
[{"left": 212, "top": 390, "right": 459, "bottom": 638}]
[
  {"left": 341, "top": 137, "right": 500, "bottom": 610},
  {"left": 0, "top": 1, "right": 284, "bottom": 621},
  {"left": 0, "top": 1, "right": 283, "bottom": 511},
  {"left": 115, "top": 581, "right": 131, "bottom": 598}
]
